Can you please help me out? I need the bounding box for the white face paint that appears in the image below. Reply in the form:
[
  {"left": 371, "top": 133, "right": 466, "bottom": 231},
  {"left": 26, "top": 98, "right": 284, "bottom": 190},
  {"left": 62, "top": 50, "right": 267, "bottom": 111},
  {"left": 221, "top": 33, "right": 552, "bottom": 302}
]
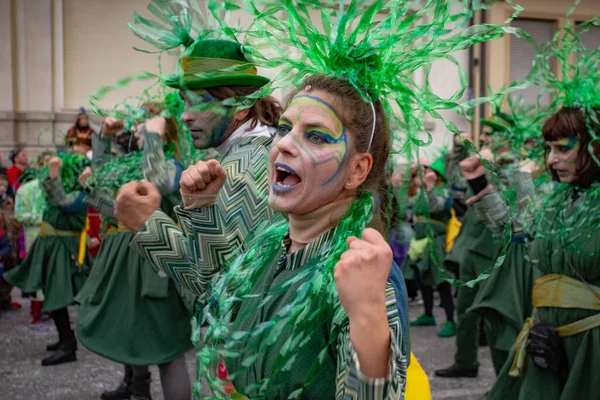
[{"left": 268, "top": 91, "right": 351, "bottom": 215}]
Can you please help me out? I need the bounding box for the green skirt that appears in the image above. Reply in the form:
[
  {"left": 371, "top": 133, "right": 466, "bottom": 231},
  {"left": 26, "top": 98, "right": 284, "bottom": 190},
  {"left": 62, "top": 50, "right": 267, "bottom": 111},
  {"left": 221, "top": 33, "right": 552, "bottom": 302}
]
[
  {"left": 76, "top": 231, "right": 194, "bottom": 365},
  {"left": 488, "top": 305, "right": 600, "bottom": 400},
  {"left": 4, "top": 235, "right": 88, "bottom": 312},
  {"left": 467, "top": 241, "right": 539, "bottom": 352}
]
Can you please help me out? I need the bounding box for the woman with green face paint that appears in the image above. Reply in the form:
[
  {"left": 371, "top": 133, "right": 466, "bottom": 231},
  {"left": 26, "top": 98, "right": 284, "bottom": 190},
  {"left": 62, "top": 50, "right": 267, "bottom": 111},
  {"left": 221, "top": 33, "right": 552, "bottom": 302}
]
[
  {"left": 119, "top": 74, "right": 408, "bottom": 399},
  {"left": 485, "top": 106, "right": 600, "bottom": 399}
]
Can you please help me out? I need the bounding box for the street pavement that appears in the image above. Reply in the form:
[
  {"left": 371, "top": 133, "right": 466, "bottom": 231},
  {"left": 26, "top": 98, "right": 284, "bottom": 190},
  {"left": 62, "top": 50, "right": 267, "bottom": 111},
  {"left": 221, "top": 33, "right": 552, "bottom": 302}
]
[{"left": 1, "top": 289, "right": 494, "bottom": 399}]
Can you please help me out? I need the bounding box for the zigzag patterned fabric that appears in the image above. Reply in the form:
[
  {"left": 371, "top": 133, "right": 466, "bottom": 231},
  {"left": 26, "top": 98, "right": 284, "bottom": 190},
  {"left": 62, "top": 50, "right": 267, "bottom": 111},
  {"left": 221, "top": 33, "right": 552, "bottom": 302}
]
[
  {"left": 131, "top": 134, "right": 282, "bottom": 295},
  {"left": 336, "top": 284, "right": 407, "bottom": 398}
]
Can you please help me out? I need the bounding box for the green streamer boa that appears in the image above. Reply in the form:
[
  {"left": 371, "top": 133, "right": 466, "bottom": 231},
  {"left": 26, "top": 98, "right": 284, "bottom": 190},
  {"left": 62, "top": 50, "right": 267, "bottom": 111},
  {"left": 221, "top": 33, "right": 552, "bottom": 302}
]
[
  {"left": 87, "top": 142, "right": 177, "bottom": 193},
  {"left": 194, "top": 192, "right": 374, "bottom": 399},
  {"left": 528, "top": 182, "right": 600, "bottom": 257}
]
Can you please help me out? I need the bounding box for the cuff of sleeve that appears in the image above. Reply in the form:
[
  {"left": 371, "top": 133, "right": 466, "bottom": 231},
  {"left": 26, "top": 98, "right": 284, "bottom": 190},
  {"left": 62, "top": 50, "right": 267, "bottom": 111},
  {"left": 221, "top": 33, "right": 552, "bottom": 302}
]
[
  {"left": 346, "top": 327, "right": 398, "bottom": 393},
  {"left": 465, "top": 184, "right": 494, "bottom": 206},
  {"left": 467, "top": 175, "right": 488, "bottom": 195},
  {"left": 42, "top": 176, "right": 64, "bottom": 201}
]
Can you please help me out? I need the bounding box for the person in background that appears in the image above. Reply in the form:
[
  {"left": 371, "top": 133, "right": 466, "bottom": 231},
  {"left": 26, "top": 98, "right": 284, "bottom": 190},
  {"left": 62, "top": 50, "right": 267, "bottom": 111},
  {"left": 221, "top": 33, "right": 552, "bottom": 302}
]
[
  {"left": 0, "top": 175, "right": 12, "bottom": 207},
  {"left": 0, "top": 196, "right": 21, "bottom": 312},
  {"left": 66, "top": 110, "right": 95, "bottom": 157},
  {"left": 0, "top": 214, "right": 13, "bottom": 318},
  {"left": 14, "top": 153, "right": 51, "bottom": 324},
  {"left": 7, "top": 149, "right": 28, "bottom": 193},
  {"left": 404, "top": 160, "right": 457, "bottom": 338}
]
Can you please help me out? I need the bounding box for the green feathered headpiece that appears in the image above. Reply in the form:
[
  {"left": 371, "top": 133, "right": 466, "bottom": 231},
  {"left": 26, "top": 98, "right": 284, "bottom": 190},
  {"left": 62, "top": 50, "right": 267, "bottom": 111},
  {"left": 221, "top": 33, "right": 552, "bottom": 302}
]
[{"left": 520, "top": 4, "right": 600, "bottom": 167}]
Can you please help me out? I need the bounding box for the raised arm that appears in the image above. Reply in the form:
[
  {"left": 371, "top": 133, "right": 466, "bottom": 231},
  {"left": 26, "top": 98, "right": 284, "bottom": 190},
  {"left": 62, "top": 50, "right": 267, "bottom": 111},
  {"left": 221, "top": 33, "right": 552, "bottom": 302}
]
[
  {"left": 129, "top": 138, "right": 279, "bottom": 295},
  {"left": 141, "top": 131, "right": 182, "bottom": 196},
  {"left": 42, "top": 157, "right": 87, "bottom": 214}
]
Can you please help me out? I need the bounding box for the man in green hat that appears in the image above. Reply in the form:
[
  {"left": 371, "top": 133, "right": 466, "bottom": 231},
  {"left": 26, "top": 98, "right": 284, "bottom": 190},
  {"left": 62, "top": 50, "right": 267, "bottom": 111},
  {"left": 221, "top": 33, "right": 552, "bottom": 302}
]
[{"left": 109, "top": 38, "right": 283, "bottom": 399}]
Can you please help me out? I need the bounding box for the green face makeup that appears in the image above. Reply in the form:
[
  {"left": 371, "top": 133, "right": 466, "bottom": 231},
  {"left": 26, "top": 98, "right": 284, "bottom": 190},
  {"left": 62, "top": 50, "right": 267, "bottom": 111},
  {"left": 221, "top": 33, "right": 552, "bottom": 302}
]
[{"left": 279, "top": 95, "right": 348, "bottom": 185}]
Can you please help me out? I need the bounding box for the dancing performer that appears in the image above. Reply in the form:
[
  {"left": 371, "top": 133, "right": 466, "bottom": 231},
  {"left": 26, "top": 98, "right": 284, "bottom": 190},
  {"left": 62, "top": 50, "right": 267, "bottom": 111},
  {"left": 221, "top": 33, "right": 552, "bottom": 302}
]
[
  {"left": 4, "top": 153, "right": 89, "bottom": 366},
  {"left": 114, "top": 1, "right": 517, "bottom": 398},
  {"left": 487, "top": 17, "right": 600, "bottom": 399},
  {"left": 404, "top": 161, "right": 457, "bottom": 338},
  {"left": 75, "top": 105, "right": 194, "bottom": 400},
  {"left": 13, "top": 153, "right": 52, "bottom": 324}
]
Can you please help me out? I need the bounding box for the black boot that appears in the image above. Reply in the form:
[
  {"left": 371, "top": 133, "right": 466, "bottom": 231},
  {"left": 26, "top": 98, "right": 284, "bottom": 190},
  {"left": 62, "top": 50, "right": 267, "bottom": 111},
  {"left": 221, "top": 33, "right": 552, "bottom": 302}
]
[
  {"left": 41, "top": 339, "right": 77, "bottom": 366},
  {"left": 47, "top": 330, "right": 77, "bottom": 351},
  {"left": 130, "top": 372, "right": 152, "bottom": 400},
  {"left": 46, "top": 341, "right": 61, "bottom": 351},
  {"left": 102, "top": 365, "right": 134, "bottom": 400},
  {"left": 435, "top": 364, "right": 478, "bottom": 378}
]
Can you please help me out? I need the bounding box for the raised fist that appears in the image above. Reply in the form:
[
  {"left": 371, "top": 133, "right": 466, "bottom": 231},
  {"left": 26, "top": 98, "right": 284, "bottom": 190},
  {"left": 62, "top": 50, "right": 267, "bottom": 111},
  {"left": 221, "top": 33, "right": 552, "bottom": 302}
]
[
  {"left": 78, "top": 167, "right": 92, "bottom": 188},
  {"left": 423, "top": 170, "right": 437, "bottom": 192},
  {"left": 102, "top": 117, "right": 125, "bottom": 138},
  {"left": 459, "top": 155, "right": 486, "bottom": 180},
  {"left": 114, "top": 181, "right": 162, "bottom": 233},
  {"left": 334, "top": 228, "right": 392, "bottom": 323},
  {"left": 48, "top": 157, "right": 63, "bottom": 179},
  {"left": 180, "top": 160, "right": 227, "bottom": 209}
]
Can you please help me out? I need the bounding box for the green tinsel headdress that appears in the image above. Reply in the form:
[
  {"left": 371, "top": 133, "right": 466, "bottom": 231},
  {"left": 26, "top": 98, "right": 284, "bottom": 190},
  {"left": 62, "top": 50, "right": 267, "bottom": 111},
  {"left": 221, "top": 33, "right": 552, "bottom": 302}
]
[{"left": 519, "top": 3, "right": 600, "bottom": 167}]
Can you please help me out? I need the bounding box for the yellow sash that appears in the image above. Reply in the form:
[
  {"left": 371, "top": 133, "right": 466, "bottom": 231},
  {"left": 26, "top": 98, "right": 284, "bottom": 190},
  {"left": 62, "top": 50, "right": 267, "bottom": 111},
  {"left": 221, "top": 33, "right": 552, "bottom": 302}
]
[{"left": 510, "top": 274, "right": 600, "bottom": 377}]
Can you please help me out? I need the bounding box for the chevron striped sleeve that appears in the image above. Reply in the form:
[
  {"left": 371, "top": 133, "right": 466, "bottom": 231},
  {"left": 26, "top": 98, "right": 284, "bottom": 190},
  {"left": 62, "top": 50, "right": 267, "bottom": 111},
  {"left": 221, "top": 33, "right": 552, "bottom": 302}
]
[
  {"left": 42, "top": 176, "right": 87, "bottom": 214},
  {"left": 131, "top": 136, "right": 279, "bottom": 295},
  {"left": 336, "top": 283, "right": 407, "bottom": 399},
  {"left": 85, "top": 190, "right": 118, "bottom": 224},
  {"left": 142, "top": 132, "right": 183, "bottom": 195}
]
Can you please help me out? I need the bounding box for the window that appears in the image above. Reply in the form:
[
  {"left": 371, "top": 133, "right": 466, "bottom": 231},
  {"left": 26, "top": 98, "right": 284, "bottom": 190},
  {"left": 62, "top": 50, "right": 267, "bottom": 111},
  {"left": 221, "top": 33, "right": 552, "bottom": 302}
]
[{"left": 509, "top": 18, "right": 555, "bottom": 106}]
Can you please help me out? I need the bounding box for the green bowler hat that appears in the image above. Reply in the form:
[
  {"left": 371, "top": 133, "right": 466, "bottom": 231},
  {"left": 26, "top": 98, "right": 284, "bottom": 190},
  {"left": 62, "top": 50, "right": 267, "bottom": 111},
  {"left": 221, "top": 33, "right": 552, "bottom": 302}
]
[{"left": 163, "top": 39, "right": 270, "bottom": 90}]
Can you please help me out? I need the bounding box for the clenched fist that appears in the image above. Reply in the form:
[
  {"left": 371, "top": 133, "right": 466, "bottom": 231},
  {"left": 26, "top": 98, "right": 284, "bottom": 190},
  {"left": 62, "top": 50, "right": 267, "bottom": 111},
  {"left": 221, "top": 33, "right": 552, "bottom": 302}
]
[
  {"left": 48, "top": 157, "right": 63, "bottom": 179},
  {"left": 335, "top": 228, "right": 393, "bottom": 378},
  {"left": 459, "top": 155, "right": 486, "bottom": 180},
  {"left": 335, "top": 228, "right": 392, "bottom": 323},
  {"left": 114, "top": 181, "right": 162, "bottom": 233},
  {"left": 78, "top": 167, "right": 92, "bottom": 189},
  {"left": 180, "top": 160, "right": 227, "bottom": 209},
  {"left": 102, "top": 117, "right": 125, "bottom": 138}
]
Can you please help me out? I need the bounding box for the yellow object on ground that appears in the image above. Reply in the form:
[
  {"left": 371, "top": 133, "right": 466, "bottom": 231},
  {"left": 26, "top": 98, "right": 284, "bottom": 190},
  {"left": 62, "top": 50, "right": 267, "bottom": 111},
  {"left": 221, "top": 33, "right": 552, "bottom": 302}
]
[{"left": 406, "top": 352, "right": 431, "bottom": 400}]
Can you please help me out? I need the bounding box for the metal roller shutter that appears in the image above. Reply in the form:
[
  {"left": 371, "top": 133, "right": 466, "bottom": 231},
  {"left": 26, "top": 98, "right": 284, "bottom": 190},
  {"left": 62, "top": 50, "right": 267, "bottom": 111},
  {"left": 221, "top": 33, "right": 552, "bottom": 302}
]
[{"left": 509, "top": 18, "right": 555, "bottom": 106}]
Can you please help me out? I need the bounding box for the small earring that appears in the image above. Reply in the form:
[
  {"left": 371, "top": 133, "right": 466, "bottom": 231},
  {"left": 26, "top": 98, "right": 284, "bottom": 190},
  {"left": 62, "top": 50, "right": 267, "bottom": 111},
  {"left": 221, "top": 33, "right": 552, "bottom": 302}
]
[{"left": 347, "top": 181, "right": 351, "bottom": 186}]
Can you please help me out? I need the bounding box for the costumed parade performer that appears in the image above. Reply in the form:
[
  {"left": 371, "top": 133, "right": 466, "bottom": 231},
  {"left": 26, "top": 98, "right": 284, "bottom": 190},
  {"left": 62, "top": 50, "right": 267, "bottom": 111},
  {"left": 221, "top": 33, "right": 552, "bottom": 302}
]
[
  {"left": 113, "top": 0, "right": 519, "bottom": 398},
  {"left": 486, "top": 12, "right": 600, "bottom": 400},
  {"left": 404, "top": 158, "right": 457, "bottom": 338},
  {"left": 459, "top": 98, "right": 548, "bottom": 375},
  {"left": 488, "top": 13, "right": 600, "bottom": 400},
  {"left": 75, "top": 101, "right": 195, "bottom": 400},
  {"left": 4, "top": 153, "right": 90, "bottom": 366}
]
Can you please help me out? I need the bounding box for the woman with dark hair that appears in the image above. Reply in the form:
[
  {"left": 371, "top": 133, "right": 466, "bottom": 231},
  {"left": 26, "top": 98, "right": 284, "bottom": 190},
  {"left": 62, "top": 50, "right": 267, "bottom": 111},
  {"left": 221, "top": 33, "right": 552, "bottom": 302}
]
[{"left": 485, "top": 106, "right": 600, "bottom": 399}]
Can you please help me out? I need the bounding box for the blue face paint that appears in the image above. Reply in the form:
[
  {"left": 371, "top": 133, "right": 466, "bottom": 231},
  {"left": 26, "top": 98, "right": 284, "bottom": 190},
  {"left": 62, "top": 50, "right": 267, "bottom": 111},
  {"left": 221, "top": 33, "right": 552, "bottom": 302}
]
[{"left": 281, "top": 95, "right": 348, "bottom": 185}]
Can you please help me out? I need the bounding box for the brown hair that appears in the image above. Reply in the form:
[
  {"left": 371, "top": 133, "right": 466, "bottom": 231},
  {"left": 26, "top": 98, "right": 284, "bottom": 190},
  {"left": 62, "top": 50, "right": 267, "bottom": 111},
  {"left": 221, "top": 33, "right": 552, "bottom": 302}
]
[
  {"left": 140, "top": 102, "right": 181, "bottom": 161},
  {"left": 285, "top": 74, "right": 391, "bottom": 229},
  {"left": 207, "top": 86, "right": 281, "bottom": 129},
  {"left": 542, "top": 107, "right": 600, "bottom": 187}
]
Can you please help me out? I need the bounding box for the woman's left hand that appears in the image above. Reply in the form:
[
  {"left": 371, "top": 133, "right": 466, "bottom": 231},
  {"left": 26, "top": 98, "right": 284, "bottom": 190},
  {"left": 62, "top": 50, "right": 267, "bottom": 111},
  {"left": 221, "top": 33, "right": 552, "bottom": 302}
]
[
  {"left": 335, "top": 228, "right": 392, "bottom": 377},
  {"left": 335, "top": 228, "right": 391, "bottom": 324}
]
